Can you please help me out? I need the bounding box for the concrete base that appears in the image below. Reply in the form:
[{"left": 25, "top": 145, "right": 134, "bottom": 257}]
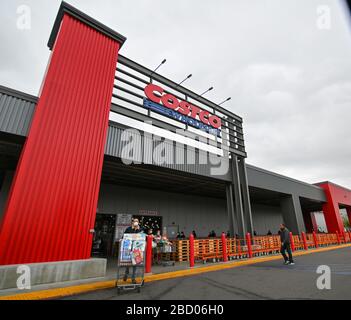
[{"left": 0, "top": 258, "right": 107, "bottom": 290}]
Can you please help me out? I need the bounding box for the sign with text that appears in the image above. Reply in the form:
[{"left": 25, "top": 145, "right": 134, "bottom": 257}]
[{"left": 144, "top": 83, "right": 221, "bottom": 137}]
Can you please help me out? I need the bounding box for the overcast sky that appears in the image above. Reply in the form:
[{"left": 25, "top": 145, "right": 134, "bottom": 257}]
[{"left": 1, "top": 0, "right": 351, "bottom": 188}]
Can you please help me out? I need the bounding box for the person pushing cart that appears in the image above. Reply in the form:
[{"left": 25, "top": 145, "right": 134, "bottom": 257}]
[{"left": 115, "top": 218, "right": 146, "bottom": 294}]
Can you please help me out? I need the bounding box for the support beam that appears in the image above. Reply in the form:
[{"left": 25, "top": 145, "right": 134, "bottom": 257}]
[
  {"left": 231, "top": 156, "right": 245, "bottom": 237},
  {"left": 226, "top": 183, "right": 236, "bottom": 237},
  {"left": 280, "top": 194, "right": 306, "bottom": 234},
  {"left": 238, "top": 158, "right": 253, "bottom": 234}
]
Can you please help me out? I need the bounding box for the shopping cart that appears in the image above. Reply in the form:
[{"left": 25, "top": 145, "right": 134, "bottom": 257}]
[
  {"left": 155, "top": 242, "right": 176, "bottom": 267},
  {"left": 116, "top": 235, "right": 146, "bottom": 294}
]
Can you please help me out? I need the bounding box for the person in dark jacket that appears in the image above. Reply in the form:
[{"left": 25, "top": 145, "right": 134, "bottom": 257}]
[{"left": 279, "top": 223, "right": 294, "bottom": 265}]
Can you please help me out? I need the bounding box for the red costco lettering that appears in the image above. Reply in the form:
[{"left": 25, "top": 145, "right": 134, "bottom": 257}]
[{"left": 144, "top": 84, "right": 221, "bottom": 129}]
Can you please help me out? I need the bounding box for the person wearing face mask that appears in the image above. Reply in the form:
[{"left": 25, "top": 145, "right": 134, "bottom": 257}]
[
  {"left": 123, "top": 218, "right": 143, "bottom": 284},
  {"left": 125, "top": 218, "right": 142, "bottom": 234},
  {"left": 279, "top": 223, "right": 294, "bottom": 265}
]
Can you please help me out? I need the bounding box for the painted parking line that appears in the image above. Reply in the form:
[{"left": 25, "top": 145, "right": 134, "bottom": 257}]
[{"left": 1, "top": 244, "right": 351, "bottom": 300}]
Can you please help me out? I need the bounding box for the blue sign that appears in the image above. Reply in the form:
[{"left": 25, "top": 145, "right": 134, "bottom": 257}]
[{"left": 143, "top": 98, "right": 221, "bottom": 137}]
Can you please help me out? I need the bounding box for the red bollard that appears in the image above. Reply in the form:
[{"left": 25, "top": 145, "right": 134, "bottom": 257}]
[
  {"left": 336, "top": 231, "right": 341, "bottom": 245},
  {"left": 301, "top": 232, "right": 308, "bottom": 250},
  {"left": 221, "top": 233, "right": 228, "bottom": 262},
  {"left": 289, "top": 232, "right": 295, "bottom": 251},
  {"left": 189, "top": 233, "right": 195, "bottom": 268},
  {"left": 312, "top": 231, "right": 319, "bottom": 248},
  {"left": 246, "top": 233, "right": 253, "bottom": 258},
  {"left": 145, "top": 235, "right": 153, "bottom": 273}
]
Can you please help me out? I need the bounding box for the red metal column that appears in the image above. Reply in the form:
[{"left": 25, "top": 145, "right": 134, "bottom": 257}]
[
  {"left": 301, "top": 232, "right": 308, "bottom": 250},
  {"left": 289, "top": 232, "right": 295, "bottom": 252},
  {"left": 189, "top": 234, "right": 195, "bottom": 268},
  {"left": 318, "top": 182, "right": 347, "bottom": 234},
  {"left": 145, "top": 235, "right": 153, "bottom": 273},
  {"left": 312, "top": 231, "right": 319, "bottom": 248},
  {"left": 246, "top": 233, "right": 253, "bottom": 258},
  {"left": 221, "top": 233, "right": 228, "bottom": 262},
  {"left": 0, "top": 6, "right": 125, "bottom": 265}
]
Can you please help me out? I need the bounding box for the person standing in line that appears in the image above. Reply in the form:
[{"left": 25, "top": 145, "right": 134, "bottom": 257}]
[
  {"left": 279, "top": 223, "right": 294, "bottom": 265},
  {"left": 123, "top": 218, "right": 143, "bottom": 284}
]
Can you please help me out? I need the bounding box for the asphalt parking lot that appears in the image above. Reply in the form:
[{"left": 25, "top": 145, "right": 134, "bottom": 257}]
[{"left": 62, "top": 247, "right": 351, "bottom": 300}]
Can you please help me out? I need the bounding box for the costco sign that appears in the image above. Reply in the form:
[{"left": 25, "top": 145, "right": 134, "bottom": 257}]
[{"left": 143, "top": 84, "right": 221, "bottom": 136}]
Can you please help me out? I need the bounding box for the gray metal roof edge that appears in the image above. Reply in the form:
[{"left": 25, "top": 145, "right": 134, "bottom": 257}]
[
  {"left": 246, "top": 163, "right": 324, "bottom": 191},
  {"left": 0, "top": 85, "right": 38, "bottom": 104},
  {"left": 48, "top": 1, "right": 127, "bottom": 50}
]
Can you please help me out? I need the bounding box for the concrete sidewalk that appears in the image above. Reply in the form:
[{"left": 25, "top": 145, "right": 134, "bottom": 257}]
[{"left": 1, "top": 244, "right": 351, "bottom": 300}]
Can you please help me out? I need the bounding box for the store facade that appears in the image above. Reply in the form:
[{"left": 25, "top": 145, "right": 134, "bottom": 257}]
[{"left": 0, "top": 2, "right": 350, "bottom": 282}]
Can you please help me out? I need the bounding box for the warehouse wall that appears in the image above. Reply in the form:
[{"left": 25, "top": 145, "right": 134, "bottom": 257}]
[
  {"left": 97, "top": 183, "right": 228, "bottom": 238},
  {"left": 251, "top": 203, "right": 283, "bottom": 235}
]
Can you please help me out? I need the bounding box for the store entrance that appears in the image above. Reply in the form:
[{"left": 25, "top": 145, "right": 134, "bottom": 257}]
[
  {"left": 91, "top": 214, "right": 116, "bottom": 258},
  {"left": 133, "top": 215, "right": 162, "bottom": 234}
]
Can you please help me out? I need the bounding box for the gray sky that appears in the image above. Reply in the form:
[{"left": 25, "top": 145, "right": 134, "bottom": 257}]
[{"left": 1, "top": 0, "right": 351, "bottom": 188}]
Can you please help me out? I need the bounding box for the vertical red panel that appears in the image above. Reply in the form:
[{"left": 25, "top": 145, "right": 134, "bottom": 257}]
[
  {"left": 0, "top": 14, "right": 120, "bottom": 265},
  {"left": 317, "top": 182, "right": 351, "bottom": 234}
]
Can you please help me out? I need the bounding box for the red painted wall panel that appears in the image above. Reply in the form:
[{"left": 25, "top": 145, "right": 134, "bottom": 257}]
[
  {"left": 0, "top": 14, "right": 120, "bottom": 265},
  {"left": 317, "top": 182, "right": 351, "bottom": 233}
]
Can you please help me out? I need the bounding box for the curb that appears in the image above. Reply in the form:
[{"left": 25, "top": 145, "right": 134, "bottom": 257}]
[{"left": 1, "top": 243, "right": 351, "bottom": 300}]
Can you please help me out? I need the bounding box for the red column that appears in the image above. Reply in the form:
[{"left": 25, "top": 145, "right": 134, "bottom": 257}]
[
  {"left": 221, "top": 233, "right": 228, "bottom": 262},
  {"left": 301, "top": 232, "right": 308, "bottom": 250},
  {"left": 318, "top": 183, "right": 345, "bottom": 234},
  {"left": 312, "top": 231, "right": 319, "bottom": 248},
  {"left": 246, "top": 233, "right": 253, "bottom": 258},
  {"left": 0, "top": 5, "right": 125, "bottom": 265},
  {"left": 189, "top": 234, "right": 195, "bottom": 268},
  {"left": 289, "top": 232, "right": 295, "bottom": 252},
  {"left": 145, "top": 235, "right": 153, "bottom": 273}
]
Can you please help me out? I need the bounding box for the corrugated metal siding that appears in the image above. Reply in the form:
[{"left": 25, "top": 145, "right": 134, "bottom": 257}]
[
  {"left": 105, "top": 122, "right": 231, "bottom": 181},
  {"left": 0, "top": 92, "right": 35, "bottom": 136},
  {"left": 0, "top": 14, "right": 120, "bottom": 265},
  {"left": 0, "top": 90, "right": 232, "bottom": 182}
]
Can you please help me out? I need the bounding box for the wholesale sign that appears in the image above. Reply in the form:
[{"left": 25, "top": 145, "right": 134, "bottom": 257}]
[{"left": 143, "top": 84, "right": 222, "bottom": 137}]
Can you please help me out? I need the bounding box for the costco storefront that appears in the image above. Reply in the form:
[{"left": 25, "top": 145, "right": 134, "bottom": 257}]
[{"left": 0, "top": 2, "right": 350, "bottom": 287}]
